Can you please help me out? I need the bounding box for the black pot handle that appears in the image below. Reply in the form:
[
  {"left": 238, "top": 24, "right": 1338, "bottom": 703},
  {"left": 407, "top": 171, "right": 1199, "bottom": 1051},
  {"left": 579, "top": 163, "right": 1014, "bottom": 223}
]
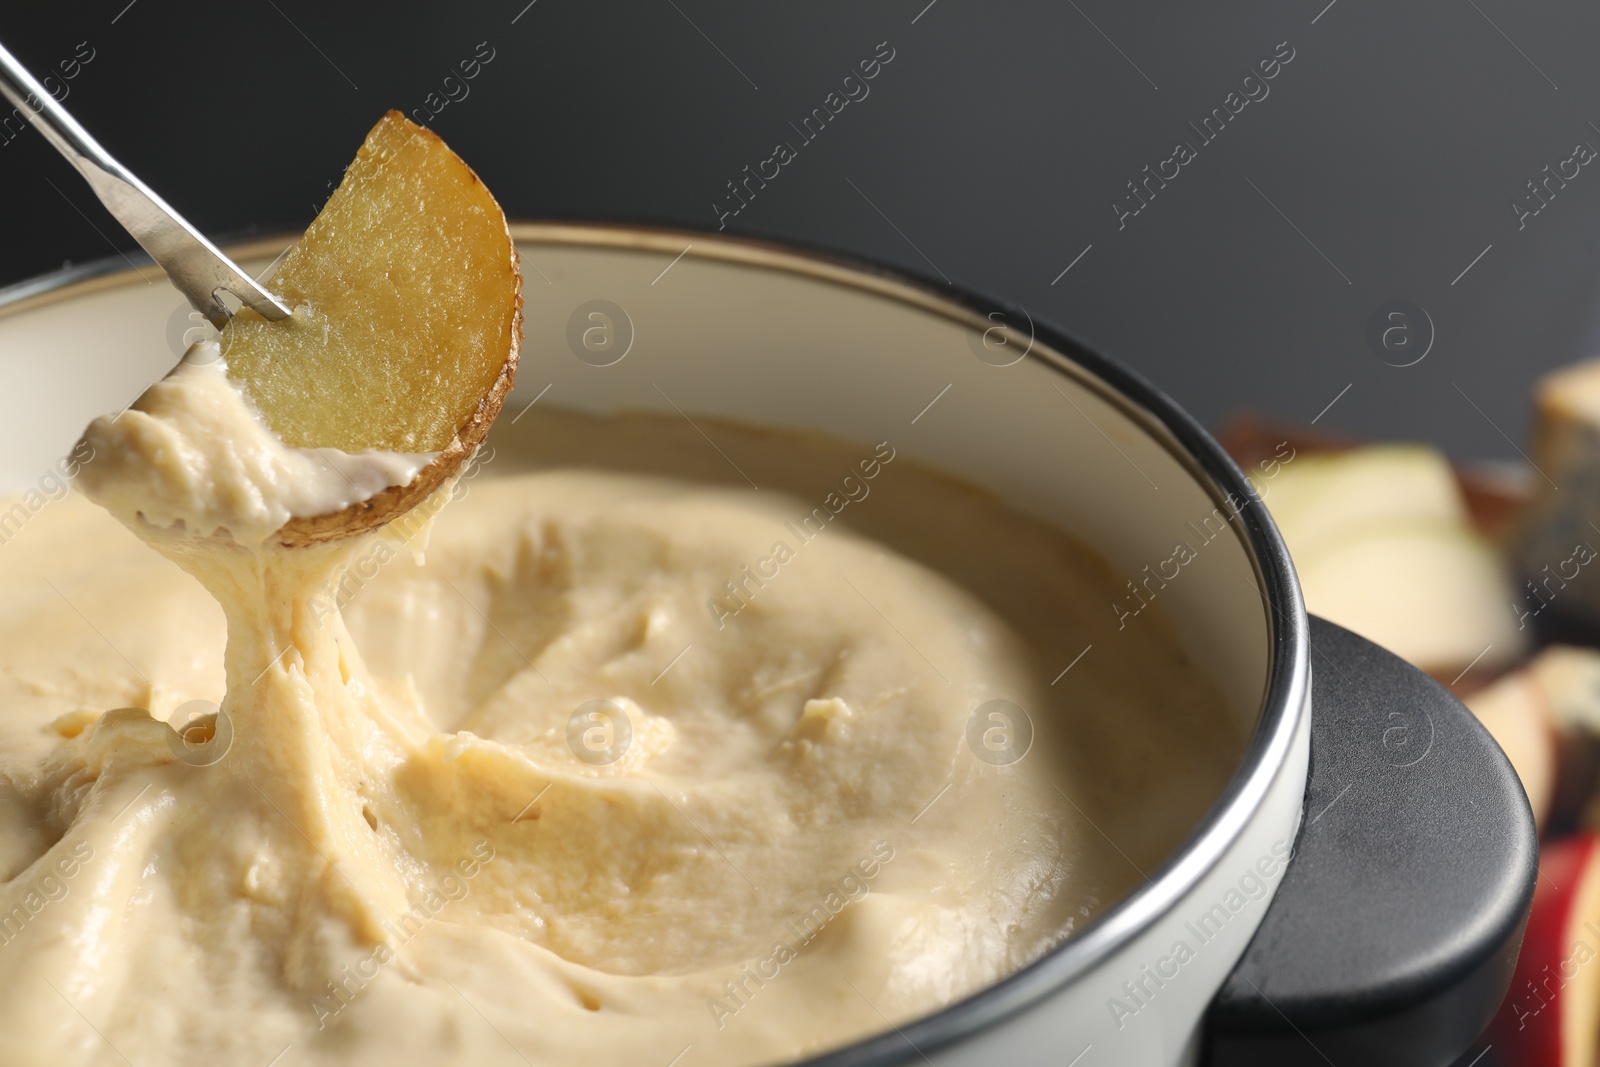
[{"left": 1203, "top": 616, "right": 1537, "bottom": 1067}]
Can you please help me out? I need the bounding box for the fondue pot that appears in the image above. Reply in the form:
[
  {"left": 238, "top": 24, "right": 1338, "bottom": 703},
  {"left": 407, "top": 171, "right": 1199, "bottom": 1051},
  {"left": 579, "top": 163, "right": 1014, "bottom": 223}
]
[{"left": 0, "top": 224, "right": 1537, "bottom": 1067}]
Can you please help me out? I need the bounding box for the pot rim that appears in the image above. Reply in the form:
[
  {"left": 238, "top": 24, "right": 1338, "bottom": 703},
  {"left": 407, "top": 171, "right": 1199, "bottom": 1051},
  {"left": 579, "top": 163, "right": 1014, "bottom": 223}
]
[{"left": 0, "top": 220, "right": 1310, "bottom": 1064}]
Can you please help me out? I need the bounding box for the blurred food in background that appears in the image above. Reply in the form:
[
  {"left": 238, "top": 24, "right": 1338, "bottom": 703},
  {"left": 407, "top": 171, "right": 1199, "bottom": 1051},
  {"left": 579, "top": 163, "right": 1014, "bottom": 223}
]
[{"left": 1222, "top": 359, "right": 1600, "bottom": 1067}]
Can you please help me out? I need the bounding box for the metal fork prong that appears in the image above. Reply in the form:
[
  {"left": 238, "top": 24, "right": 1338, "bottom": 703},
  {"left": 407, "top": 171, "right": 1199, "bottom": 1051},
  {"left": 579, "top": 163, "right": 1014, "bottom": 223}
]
[{"left": 0, "top": 40, "right": 291, "bottom": 328}]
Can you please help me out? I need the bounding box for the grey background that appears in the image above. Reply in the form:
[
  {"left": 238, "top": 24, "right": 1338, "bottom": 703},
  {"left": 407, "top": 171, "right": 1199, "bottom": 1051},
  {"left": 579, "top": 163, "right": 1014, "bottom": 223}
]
[{"left": 2, "top": 0, "right": 1598, "bottom": 460}]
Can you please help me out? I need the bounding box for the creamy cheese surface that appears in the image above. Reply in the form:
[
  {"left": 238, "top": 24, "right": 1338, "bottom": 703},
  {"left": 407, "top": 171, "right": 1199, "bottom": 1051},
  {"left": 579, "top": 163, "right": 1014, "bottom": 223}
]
[
  {"left": 75, "top": 341, "right": 435, "bottom": 546},
  {"left": 0, "top": 399, "right": 1243, "bottom": 1066}
]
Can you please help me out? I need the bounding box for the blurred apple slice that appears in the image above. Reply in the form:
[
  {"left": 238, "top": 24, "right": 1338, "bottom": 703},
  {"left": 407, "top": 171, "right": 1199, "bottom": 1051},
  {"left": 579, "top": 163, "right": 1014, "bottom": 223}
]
[
  {"left": 1538, "top": 647, "right": 1600, "bottom": 735},
  {"left": 219, "top": 110, "right": 521, "bottom": 546},
  {"left": 1296, "top": 520, "right": 1524, "bottom": 674},
  {"left": 1467, "top": 669, "right": 1557, "bottom": 830},
  {"left": 1527, "top": 647, "right": 1600, "bottom": 828},
  {"left": 1490, "top": 832, "right": 1600, "bottom": 1067},
  {"left": 1253, "top": 443, "right": 1525, "bottom": 674},
  {"left": 1252, "top": 444, "right": 1465, "bottom": 559}
]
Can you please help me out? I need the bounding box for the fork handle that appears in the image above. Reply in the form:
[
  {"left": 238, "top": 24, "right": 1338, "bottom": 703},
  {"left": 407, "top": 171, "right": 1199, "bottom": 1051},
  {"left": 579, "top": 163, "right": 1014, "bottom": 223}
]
[{"left": 0, "top": 39, "right": 289, "bottom": 327}]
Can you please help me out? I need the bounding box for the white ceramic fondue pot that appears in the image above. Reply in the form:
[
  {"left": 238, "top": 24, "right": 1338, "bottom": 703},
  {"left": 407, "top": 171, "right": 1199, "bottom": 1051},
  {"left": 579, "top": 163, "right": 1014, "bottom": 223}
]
[{"left": 0, "top": 223, "right": 1536, "bottom": 1067}]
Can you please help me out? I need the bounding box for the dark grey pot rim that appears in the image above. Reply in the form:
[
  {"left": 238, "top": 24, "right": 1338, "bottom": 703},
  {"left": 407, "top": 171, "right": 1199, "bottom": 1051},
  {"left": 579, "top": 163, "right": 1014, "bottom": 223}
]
[{"left": 0, "top": 220, "right": 1310, "bottom": 1066}]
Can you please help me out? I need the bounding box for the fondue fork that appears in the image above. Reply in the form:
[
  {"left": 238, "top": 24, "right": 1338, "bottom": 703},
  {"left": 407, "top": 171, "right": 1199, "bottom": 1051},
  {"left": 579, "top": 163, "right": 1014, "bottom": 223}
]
[{"left": 0, "top": 38, "right": 290, "bottom": 328}]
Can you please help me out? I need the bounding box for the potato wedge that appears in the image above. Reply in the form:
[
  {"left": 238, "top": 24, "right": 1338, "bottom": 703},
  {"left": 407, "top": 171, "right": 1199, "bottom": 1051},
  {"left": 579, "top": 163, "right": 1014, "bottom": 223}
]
[{"left": 219, "top": 111, "right": 521, "bottom": 546}]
